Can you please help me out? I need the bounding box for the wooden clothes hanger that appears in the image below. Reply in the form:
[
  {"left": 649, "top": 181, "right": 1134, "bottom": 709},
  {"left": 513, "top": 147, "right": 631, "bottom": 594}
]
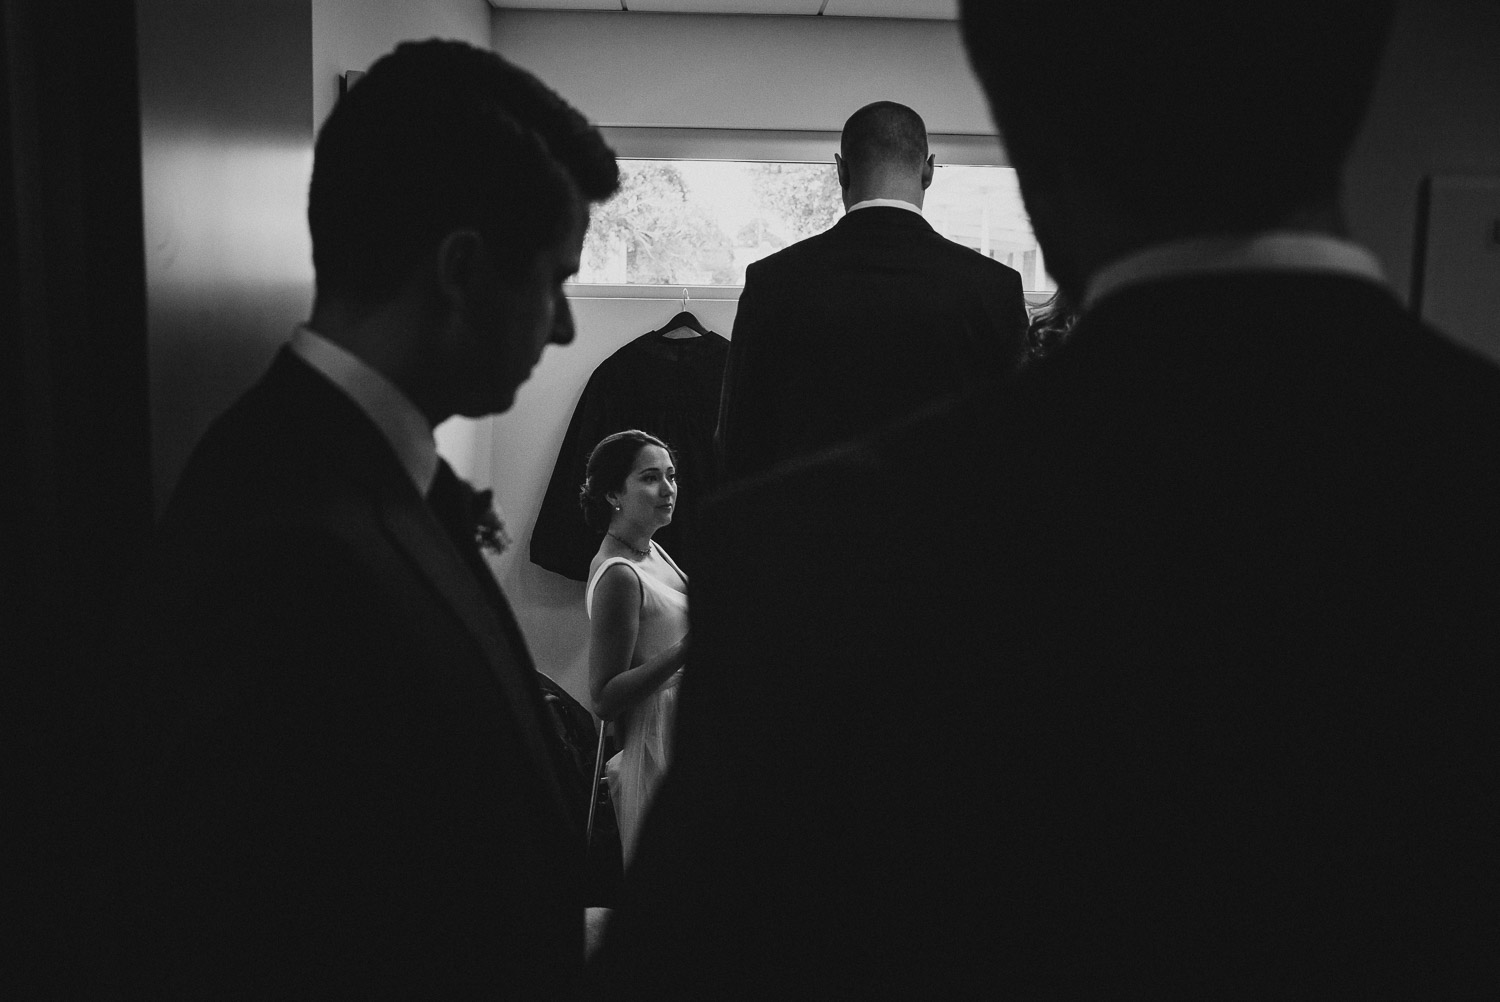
[{"left": 658, "top": 287, "right": 706, "bottom": 339}]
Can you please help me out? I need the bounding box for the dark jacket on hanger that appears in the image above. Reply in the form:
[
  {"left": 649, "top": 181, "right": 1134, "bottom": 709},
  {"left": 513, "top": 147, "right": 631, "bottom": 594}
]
[{"left": 531, "top": 327, "right": 729, "bottom": 581}]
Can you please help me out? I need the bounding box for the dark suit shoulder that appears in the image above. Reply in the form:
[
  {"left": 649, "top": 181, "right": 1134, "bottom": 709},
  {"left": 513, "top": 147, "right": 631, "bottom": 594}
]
[
  {"left": 699, "top": 390, "right": 985, "bottom": 603},
  {"left": 164, "top": 352, "right": 414, "bottom": 522},
  {"left": 705, "top": 435, "right": 884, "bottom": 538},
  {"left": 746, "top": 208, "right": 1023, "bottom": 290}
]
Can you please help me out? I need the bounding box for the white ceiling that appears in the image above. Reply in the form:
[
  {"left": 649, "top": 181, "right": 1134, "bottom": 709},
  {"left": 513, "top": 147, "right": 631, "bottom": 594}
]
[{"left": 487, "top": 1, "right": 959, "bottom": 20}]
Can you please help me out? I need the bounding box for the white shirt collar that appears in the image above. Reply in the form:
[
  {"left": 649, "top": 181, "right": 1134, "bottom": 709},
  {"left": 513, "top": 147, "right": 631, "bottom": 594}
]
[
  {"left": 846, "top": 197, "right": 924, "bottom": 217},
  {"left": 287, "top": 325, "right": 439, "bottom": 496},
  {"left": 1083, "top": 231, "right": 1388, "bottom": 312}
]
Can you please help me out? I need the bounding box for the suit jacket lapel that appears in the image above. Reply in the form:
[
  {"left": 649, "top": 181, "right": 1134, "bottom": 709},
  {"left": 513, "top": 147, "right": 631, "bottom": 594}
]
[
  {"left": 269, "top": 351, "right": 577, "bottom": 838},
  {"left": 375, "top": 494, "right": 573, "bottom": 827}
]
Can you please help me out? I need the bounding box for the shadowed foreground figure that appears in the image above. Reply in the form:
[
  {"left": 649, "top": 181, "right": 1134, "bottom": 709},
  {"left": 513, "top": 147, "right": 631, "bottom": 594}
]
[
  {"left": 111, "top": 40, "right": 617, "bottom": 998},
  {"left": 594, "top": 2, "right": 1500, "bottom": 997}
]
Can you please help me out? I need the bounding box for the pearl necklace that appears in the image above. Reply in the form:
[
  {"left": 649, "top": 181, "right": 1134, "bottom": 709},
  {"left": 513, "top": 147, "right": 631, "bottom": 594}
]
[{"left": 608, "top": 532, "right": 650, "bottom": 559}]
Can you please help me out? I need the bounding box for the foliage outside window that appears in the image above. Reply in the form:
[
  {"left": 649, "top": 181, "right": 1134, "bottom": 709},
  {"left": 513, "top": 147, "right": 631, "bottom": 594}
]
[{"left": 577, "top": 159, "right": 1056, "bottom": 293}]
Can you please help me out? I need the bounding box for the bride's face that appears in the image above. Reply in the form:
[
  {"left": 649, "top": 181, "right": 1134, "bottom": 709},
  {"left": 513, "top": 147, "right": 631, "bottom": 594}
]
[{"left": 609, "top": 445, "right": 677, "bottom": 534}]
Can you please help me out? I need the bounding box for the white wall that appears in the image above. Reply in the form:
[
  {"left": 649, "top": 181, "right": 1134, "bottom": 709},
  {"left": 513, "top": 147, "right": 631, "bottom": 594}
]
[
  {"left": 1343, "top": 0, "right": 1500, "bottom": 306},
  {"left": 490, "top": 10, "right": 995, "bottom": 134},
  {"left": 138, "top": 0, "right": 316, "bottom": 509},
  {"left": 312, "top": 0, "right": 492, "bottom": 129},
  {"left": 141, "top": 0, "right": 496, "bottom": 508}
]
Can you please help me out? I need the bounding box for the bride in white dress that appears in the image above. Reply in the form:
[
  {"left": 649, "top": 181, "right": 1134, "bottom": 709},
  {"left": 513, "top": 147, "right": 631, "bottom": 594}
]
[{"left": 581, "top": 430, "right": 689, "bottom": 863}]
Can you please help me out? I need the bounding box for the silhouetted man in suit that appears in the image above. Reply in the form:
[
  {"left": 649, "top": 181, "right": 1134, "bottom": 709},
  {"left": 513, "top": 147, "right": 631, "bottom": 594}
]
[
  {"left": 715, "top": 101, "right": 1029, "bottom": 482},
  {"left": 596, "top": 3, "right": 1500, "bottom": 997},
  {"left": 112, "top": 41, "right": 617, "bottom": 997}
]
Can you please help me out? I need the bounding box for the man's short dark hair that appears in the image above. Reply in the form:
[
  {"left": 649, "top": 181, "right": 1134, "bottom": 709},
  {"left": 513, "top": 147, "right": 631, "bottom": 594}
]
[
  {"left": 308, "top": 39, "right": 619, "bottom": 303},
  {"left": 958, "top": 1, "right": 1394, "bottom": 230},
  {"left": 840, "top": 102, "right": 929, "bottom": 178}
]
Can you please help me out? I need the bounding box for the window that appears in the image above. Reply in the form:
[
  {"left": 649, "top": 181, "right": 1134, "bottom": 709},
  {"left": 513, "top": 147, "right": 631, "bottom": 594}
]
[{"left": 571, "top": 130, "right": 1056, "bottom": 296}]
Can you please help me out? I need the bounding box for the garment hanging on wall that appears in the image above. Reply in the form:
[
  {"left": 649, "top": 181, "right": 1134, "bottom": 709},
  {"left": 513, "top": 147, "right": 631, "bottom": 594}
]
[{"left": 530, "top": 323, "right": 729, "bottom": 581}]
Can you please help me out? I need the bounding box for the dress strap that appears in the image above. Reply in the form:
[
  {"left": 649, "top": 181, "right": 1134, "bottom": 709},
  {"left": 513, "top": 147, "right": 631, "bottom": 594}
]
[{"left": 586, "top": 556, "right": 644, "bottom": 617}]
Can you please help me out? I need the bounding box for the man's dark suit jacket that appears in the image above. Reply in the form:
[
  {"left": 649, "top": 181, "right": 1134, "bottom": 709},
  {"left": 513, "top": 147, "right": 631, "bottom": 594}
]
[
  {"left": 716, "top": 205, "right": 1029, "bottom": 482},
  {"left": 596, "top": 273, "right": 1500, "bottom": 997},
  {"left": 113, "top": 351, "right": 582, "bottom": 998}
]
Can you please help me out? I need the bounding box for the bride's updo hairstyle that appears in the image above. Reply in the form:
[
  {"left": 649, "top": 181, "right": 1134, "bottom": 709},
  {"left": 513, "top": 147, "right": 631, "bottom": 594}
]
[{"left": 579, "top": 429, "right": 675, "bottom": 534}]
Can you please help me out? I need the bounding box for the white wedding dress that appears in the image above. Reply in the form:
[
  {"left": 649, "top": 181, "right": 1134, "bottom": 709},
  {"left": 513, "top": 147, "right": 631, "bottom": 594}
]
[{"left": 586, "top": 540, "right": 688, "bottom": 863}]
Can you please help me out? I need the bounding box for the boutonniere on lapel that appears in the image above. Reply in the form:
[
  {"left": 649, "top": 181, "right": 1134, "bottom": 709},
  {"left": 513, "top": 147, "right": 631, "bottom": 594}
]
[{"left": 469, "top": 486, "right": 513, "bottom": 556}]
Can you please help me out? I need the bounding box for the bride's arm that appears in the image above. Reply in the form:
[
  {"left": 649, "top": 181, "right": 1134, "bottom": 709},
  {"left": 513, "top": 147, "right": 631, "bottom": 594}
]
[{"left": 589, "top": 564, "right": 688, "bottom": 721}]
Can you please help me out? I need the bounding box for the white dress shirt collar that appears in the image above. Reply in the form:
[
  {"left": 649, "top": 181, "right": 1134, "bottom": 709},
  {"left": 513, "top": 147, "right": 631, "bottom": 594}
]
[
  {"left": 846, "top": 197, "right": 924, "bottom": 217},
  {"left": 288, "top": 325, "right": 439, "bottom": 496},
  {"left": 1083, "top": 231, "right": 1388, "bottom": 312}
]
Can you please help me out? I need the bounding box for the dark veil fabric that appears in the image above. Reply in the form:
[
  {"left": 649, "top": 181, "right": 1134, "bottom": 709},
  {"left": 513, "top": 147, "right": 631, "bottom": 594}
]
[{"left": 530, "top": 328, "right": 730, "bottom": 581}]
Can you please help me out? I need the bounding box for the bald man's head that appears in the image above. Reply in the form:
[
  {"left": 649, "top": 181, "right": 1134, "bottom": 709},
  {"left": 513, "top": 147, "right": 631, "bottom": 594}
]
[
  {"left": 841, "top": 102, "right": 928, "bottom": 177},
  {"left": 837, "top": 102, "right": 933, "bottom": 207}
]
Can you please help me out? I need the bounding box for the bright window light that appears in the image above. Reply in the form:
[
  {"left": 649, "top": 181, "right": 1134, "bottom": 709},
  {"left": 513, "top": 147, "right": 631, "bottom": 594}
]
[{"left": 576, "top": 159, "right": 1056, "bottom": 293}]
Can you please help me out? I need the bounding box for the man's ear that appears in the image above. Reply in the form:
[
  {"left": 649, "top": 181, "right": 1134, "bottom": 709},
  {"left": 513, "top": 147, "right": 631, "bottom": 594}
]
[
  {"left": 435, "top": 229, "right": 488, "bottom": 308},
  {"left": 921, "top": 154, "right": 935, "bottom": 190},
  {"left": 835, "top": 153, "right": 850, "bottom": 192}
]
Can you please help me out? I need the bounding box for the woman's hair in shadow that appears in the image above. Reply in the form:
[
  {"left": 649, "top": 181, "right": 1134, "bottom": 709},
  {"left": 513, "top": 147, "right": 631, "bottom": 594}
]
[
  {"left": 1026, "top": 290, "right": 1078, "bottom": 363},
  {"left": 578, "top": 430, "right": 675, "bottom": 534}
]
